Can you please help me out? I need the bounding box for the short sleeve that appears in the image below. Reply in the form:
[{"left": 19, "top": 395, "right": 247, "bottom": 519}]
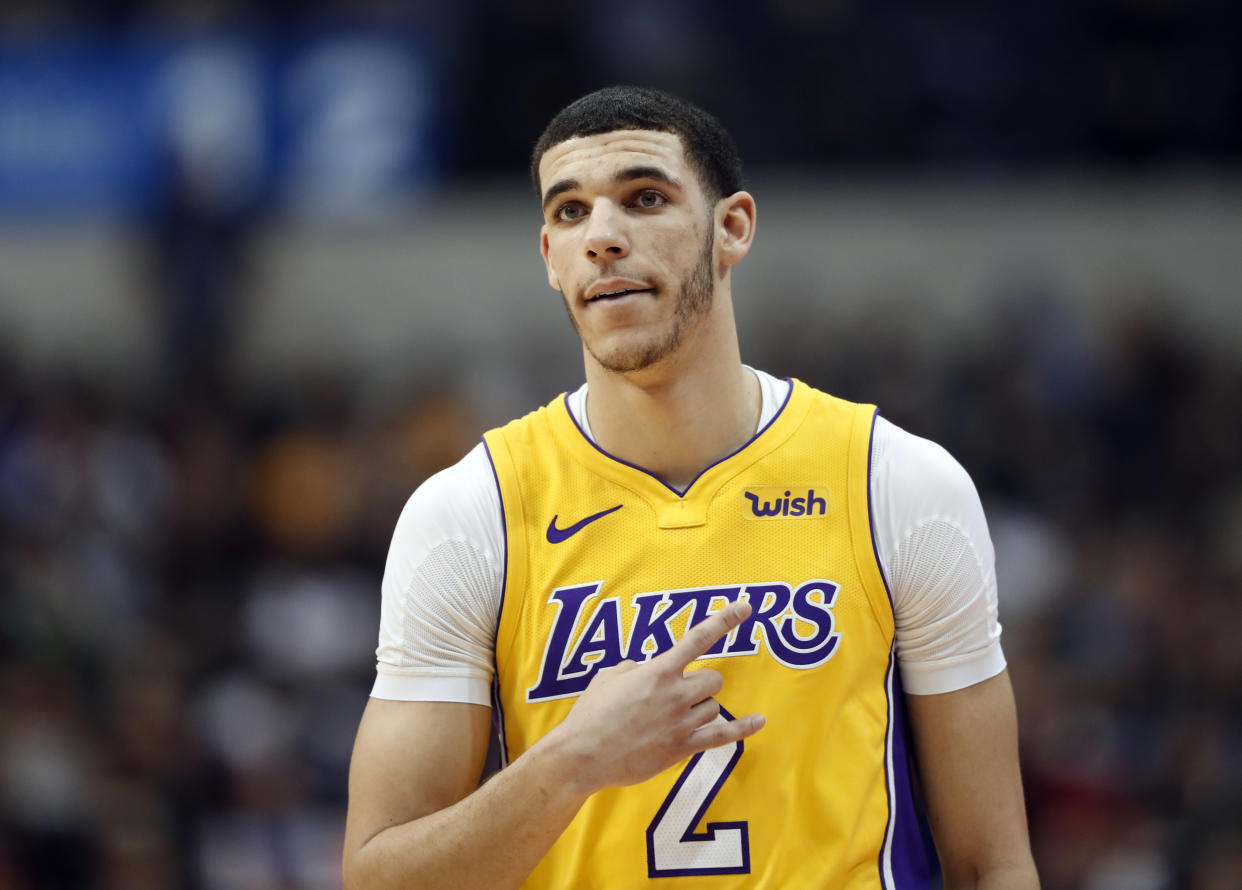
[
  {"left": 372, "top": 442, "right": 505, "bottom": 706},
  {"left": 870, "top": 417, "right": 1007, "bottom": 695}
]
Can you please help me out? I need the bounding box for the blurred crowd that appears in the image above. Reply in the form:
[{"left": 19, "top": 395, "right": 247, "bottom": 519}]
[
  {"left": 0, "top": 361, "right": 481, "bottom": 889},
  {"left": 2, "top": 277, "right": 1240, "bottom": 889}
]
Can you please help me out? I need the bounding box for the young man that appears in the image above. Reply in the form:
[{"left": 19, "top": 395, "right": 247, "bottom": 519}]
[{"left": 343, "top": 87, "right": 1039, "bottom": 889}]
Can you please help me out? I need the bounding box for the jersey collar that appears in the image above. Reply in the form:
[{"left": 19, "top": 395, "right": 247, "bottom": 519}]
[{"left": 549, "top": 378, "right": 811, "bottom": 528}]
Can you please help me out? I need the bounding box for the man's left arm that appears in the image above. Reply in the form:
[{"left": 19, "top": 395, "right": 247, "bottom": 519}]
[
  {"left": 906, "top": 670, "right": 1039, "bottom": 889},
  {"left": 871, "top": 418, "right": 1038, "bottom": 888}
]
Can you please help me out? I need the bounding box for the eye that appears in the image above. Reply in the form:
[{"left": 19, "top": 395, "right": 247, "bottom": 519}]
[
  {"left": 555, "top": 202, "right": 586, "bottom": 222},
  {"left": 633, "top": 189, "right": 667, "bottom": 209}
]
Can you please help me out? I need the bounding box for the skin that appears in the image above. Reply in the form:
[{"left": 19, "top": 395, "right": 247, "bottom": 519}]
[
  {"left": 343, "top": 129, "right": 1039, "bottom": 889},
  {"left": 344, "top": 602, "right": 763, "bottom": 890},
  {"left": 538, "top": 129, "right": 761, "bottom": 490},
  {"left": 908, "top": 671, "right": 1040, "bottom": 888}
]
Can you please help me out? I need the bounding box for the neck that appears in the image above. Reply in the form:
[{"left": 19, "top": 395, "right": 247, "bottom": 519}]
[{"left": 583, "top": 297, "right": 760, "bottom": 492}]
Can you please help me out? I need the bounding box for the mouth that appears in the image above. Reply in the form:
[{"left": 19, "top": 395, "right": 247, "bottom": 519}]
[
  {"left": 585, "top": 281, "right": 656, "bottom": 303},
  {"left": 587, "top": 288, "right": 654, "bottom": 303}
]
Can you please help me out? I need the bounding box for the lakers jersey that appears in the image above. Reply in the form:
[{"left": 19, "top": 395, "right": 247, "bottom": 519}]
[{"left": 481, "top": 379, "right": 939, "bottom": 888}]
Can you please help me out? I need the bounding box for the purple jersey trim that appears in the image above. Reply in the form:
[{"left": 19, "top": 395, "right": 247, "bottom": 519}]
[
  {"left": 868, "top": 410, "right": 940, "bottom": 888},
  {"left": 867, "top": 409, "right": 896, "bottom": 608},
  {"left": 561, "top": 377, "right": 795, "bottom": 498},
  {"left": 886, "top": 663, "right": 941, "bottom": 887},
  {"left": 482, "top": 437, "right": 510, "bottom": 766}
]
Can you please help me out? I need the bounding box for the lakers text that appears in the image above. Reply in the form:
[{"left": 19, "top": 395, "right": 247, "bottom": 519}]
[{"left": 526, "top": 580, "right": 842, "bottom": 702}]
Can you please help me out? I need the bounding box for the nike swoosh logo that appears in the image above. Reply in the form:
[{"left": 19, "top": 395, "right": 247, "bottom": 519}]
[{"left": 546, "top": 504, "right": 623, "bottom": 543}]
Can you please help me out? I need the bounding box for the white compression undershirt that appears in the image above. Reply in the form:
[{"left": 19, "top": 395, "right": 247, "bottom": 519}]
[{"left": 372, "top": 369, "right": 1005, "bottom": 705}]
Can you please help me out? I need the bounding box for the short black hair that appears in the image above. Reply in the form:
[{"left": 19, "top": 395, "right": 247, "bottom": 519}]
[{"left": 531, "top": 86, "right": 744, "bottom": 203}]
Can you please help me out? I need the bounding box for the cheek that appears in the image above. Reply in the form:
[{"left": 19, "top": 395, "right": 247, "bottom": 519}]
[
  {"left": 661, "top": 232, "right": 706, "bottom": 273},
  {"left": 661, "top": 215, "right": 707, "bottom": 256},
  {"left": 543, "top": 239, "right": 571, "bottom": 290}
]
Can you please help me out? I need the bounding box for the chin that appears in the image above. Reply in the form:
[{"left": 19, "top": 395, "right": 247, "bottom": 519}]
[{"left": 590, "top": 334, "right": 678, "bottom": 374}]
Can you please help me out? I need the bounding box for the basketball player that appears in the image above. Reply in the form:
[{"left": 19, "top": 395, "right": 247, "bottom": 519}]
[{"left": 343, "top": 87, "right": 1039, "bottom": 889}]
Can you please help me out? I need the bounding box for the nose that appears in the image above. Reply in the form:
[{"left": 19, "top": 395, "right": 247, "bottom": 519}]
[{"left": 583, "top": 199, "right": 629, "bottom": 262}]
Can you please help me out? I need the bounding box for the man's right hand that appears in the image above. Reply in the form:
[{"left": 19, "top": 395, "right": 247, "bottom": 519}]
[
  {"left": 344, "top": 600, "right": 764, "bottom": 890},
  {"left": 542, "top": 599, "right": 765, "bottom": 795}
]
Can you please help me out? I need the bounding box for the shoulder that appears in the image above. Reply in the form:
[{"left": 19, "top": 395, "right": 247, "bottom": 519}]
[
  {"left": 871, "top": 416, "right": 986, "bottom": 533},
  {"left": 375, "top": 442, "right": 505, "bottom": 704},
  {"left": 385, "top": 442, "right": 503, "bottom": 582},
  {"left": 394, "top": 441, "right": 499, "bottom": 536},
  {"left": 868, "top": 417, "right": 1004, "bottom": 694}
]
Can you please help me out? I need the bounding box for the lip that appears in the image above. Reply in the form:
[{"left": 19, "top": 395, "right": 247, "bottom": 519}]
[{"left": 585, "top": 278, "right": 654, "bottom": 302}]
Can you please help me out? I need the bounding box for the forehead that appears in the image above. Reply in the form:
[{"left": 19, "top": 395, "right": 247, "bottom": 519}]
[{"left": 538, "top": 129, "right": 694, "bottom": 193}]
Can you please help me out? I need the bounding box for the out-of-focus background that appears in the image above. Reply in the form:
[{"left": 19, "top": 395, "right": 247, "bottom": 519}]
[{"left": 1, "top": 2, "right": 1240, "bottom": 889}]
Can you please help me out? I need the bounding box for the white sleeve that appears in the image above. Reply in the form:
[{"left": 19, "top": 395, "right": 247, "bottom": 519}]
[
  {"left": 870, "top": 416, "right": 1006, "bottom": 695},
  {"left": 371, "top": 442, "right": 505, "bottom": 706}
]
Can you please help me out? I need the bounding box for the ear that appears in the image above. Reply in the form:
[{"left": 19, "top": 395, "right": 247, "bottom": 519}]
[
  {"left": 540, "top": 226, "right": 561, "bottom": 291},
  {"left": 715, "top": 191, "right": 756, "bottom": 269}
]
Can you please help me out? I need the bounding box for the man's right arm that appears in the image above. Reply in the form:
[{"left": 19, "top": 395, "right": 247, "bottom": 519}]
[
  {"left": 342, "top": 698, "right": 588, "bottom": 890},
  {"left": 343, "top": 602, "right": 764, "bottom": 890}
]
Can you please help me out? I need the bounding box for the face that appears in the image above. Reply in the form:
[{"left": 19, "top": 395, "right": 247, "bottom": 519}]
[{"left": 538, "top": 130, "right": 718, "bottom": 374}]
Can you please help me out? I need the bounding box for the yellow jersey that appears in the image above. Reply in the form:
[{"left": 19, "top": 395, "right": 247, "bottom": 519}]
[{"left": 482, "top": 378, "right": 939, "bottom": 888}]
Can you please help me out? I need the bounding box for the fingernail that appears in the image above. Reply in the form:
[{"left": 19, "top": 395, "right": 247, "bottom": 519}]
[{"left": 752, "top": 714, "right": 765, "bottom": 730}]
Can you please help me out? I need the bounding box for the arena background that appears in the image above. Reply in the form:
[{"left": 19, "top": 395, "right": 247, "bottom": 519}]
[{"left": 1, "top": 3, "right": 1240, "bottom": 889}]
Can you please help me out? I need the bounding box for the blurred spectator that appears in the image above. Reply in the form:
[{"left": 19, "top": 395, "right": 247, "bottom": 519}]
[{"left": 143, "top": 36, "right": 263, "bottom": 402}]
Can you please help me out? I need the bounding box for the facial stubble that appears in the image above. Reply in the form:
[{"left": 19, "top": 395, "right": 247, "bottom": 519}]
[{"left": 564, "top": 230, "right": 716, "bottom": 374}]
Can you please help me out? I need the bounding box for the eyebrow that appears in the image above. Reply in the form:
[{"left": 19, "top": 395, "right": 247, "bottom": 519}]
[{"left": 541, "top": 166, "right": 684, "bottom": 214}]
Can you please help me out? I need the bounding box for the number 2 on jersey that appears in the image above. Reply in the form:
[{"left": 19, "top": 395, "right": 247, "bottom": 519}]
[{"left": 646, "top": 707, "right": 750, "bottom": 877}]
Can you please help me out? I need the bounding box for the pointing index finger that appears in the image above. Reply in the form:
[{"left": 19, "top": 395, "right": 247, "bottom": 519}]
[{"left": 657, "top": 600, "right": 751, "bottom": 672}]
